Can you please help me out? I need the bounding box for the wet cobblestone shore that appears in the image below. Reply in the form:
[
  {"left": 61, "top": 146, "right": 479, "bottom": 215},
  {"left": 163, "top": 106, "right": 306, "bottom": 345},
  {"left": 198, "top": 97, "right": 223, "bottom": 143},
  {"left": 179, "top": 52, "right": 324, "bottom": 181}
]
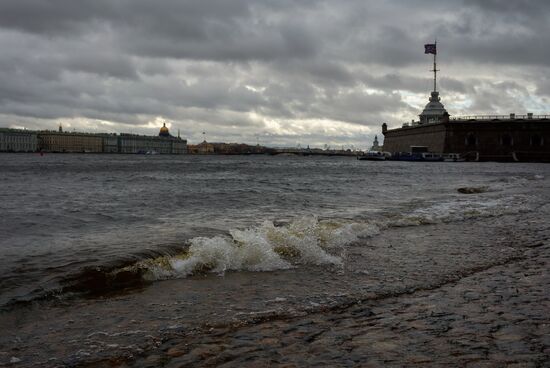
[
  {"left": 2, "top": 201, "right": 549, "bottom": 367},
  {"left": 130, "top": 244, "right": 549, "bottom": 367},
  {"left": 116, "top": 209, "right": 550, "bottom": 367}
]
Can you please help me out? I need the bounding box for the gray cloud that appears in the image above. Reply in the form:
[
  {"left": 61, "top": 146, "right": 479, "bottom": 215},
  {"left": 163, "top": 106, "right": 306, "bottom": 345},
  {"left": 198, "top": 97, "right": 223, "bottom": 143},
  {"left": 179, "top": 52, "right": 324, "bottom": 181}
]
[{"left": 0, "top": 0, "right": 548, "bottom": 148}]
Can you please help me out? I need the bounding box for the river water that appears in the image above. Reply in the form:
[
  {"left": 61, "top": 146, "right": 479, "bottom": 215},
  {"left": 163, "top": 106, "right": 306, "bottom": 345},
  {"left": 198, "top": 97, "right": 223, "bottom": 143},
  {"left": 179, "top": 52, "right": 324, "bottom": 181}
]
[{"left": 0, "top": 153, "right": 548, "bottom": 366}]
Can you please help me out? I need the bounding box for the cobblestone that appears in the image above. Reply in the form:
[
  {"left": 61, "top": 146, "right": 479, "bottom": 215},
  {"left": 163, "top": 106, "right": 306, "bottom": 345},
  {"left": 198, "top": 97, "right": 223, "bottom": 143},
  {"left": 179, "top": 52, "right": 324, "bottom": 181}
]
[
  {"left": 130, "top": 240, "right": 549, "bottom": 367},
  {"left": 3, "top": 201, "right": 549, "bottom": 367}
]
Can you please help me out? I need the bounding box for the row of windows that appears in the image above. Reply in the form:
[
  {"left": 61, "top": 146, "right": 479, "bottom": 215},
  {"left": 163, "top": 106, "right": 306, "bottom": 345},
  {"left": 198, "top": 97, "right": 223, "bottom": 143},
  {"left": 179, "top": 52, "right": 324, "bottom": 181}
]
[
  {"left": 1, "top": 144, "right": 35, "bottom": 148},
  {"left": 1, "top": 137, "right": 36, "bottom": 142},
  {"left": 465, "top": 133, "right": 544, "bottom": 147},
  {"left": 41, "top": 139, "right": 102, "bottom": 144}
]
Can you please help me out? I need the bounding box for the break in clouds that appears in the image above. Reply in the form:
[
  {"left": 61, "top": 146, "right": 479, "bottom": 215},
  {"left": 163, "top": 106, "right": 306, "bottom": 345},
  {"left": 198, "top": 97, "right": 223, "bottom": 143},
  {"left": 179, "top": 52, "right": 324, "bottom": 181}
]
[{"left": 0, "top": 0, "right": 549, "bottom": 147}]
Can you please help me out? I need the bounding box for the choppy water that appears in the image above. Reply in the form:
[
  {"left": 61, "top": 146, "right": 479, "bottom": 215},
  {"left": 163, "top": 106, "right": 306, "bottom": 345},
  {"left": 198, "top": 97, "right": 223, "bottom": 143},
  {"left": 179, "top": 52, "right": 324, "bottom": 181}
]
[
  {"left": 1, "top": 153, "right": 549, "bottom": 366},
  {"left": 0, "top": 153, "right": 547, "bottom": 308}
]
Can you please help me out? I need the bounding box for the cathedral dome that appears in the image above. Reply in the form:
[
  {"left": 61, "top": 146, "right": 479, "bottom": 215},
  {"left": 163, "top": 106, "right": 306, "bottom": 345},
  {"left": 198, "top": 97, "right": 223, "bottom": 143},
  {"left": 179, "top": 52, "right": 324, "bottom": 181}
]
[{"left": 159, "top": 123, "right": 170, "bottom": 137}]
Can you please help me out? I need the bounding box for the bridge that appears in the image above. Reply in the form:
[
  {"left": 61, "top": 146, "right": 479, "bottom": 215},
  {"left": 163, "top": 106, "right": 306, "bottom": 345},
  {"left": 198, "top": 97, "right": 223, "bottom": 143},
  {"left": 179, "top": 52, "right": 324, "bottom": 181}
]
[{"left": 271, "top": 148, "right": 358, "bottom": 156}]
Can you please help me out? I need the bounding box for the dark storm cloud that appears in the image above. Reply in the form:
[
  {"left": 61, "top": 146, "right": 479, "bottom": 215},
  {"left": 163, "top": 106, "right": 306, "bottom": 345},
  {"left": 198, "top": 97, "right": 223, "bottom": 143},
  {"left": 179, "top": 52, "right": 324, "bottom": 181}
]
[
  {"left": 0, "top": 0, "right": 548, "bottom": 146},
  {"left": 0, "top": 0, "right": 249, "bottom": 36},
  {"left": 0, "top": 0, "right": 114, "bottom": 35},
  {"left": 0, "top": 0, "right": 319, "bottom": 61},
  {"left": 433, "top": 0, "right": 550, "bottom": 67}
]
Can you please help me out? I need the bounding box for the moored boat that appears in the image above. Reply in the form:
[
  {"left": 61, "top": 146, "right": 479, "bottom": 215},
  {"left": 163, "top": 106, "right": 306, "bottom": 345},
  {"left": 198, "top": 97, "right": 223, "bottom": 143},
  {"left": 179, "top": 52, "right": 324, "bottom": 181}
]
[
  {"left": 357, "top": 151, "right": 388, "bottom": 160},
  {"left": 390, "top": 152, "right": 443, "bottom": 161},
  {"left": 420, "top": 152, "right": 444, "bottom": 161},
  {"left": 443, "top": 153, "right": 465, "bottom": 162}
]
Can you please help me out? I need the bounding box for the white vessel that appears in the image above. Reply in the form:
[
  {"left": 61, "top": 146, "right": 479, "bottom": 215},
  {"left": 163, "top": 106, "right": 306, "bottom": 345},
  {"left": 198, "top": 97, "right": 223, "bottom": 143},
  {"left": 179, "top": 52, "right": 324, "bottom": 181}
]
[
  {"left": 357, "top": 151, "right": 387, "bottom": 160},
  {"left": 443, "top": 153, "right": 465, "bottom": 162}
]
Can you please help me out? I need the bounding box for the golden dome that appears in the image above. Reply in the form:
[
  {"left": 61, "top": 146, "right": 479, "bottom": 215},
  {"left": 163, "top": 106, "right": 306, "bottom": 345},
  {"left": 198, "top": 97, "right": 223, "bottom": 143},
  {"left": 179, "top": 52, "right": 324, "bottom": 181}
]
[{"left": 159, "top": 123, "right": 170, "bottom": 137}]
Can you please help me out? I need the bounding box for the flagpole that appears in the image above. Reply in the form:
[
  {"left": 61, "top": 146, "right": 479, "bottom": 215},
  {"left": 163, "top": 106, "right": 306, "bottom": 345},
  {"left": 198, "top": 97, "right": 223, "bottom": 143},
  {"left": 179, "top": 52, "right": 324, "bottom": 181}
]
[{"left": 433, "top": 40, "right": 437, "bottom": 92}]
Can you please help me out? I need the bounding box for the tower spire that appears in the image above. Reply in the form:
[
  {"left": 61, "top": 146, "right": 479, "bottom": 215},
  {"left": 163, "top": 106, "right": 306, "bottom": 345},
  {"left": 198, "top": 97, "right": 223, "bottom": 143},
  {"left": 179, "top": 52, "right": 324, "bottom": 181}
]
[
  {"left": 431, "top": 39, "right": 439, "bottom": 92},
  {"left": 420, "top": 41, "right": 446, "bottom": 125}
]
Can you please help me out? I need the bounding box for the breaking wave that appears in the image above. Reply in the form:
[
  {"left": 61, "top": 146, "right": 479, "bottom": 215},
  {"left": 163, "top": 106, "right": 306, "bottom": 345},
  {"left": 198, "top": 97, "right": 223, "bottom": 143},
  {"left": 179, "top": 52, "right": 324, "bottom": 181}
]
[
  {"left": 121, "top": 217, "right": 379, "bottom": 281},
  {"left": 5, "top": 190, "right": 535, "bottom": 308},
  {"left": 105, "top": 192, "right": 534, "bottom": 283}
]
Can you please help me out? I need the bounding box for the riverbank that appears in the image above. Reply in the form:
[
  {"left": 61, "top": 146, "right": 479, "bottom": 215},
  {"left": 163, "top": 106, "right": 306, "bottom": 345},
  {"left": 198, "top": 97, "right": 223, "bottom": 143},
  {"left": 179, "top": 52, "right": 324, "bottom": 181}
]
[
  {"left": 3, "top": 200, "right": 549, "bottom": 367},
  {"left": 131, "top": 215, "right": 549, "bottom": 367},
  {"left": 1, "top": 156, "right": 549, "bottom": 367}
]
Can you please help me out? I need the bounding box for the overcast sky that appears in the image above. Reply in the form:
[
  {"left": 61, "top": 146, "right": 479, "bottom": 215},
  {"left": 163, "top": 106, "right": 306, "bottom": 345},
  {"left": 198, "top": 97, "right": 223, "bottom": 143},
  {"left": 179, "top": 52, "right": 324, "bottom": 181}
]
[{"left": 0, "top": 0, "right": 548, "bottom": 148}]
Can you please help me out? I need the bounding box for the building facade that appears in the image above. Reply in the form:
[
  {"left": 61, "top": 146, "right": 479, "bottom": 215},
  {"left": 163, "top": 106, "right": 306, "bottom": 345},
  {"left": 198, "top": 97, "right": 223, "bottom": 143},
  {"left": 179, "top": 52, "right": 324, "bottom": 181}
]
[
  {"left": 187, "top": 141, "right": 215, "bottom": 154},
  {"left": 382, "top": 114, "right": 550, "bottom": 162},
  {"left": 101, "top": 134, "right": 119, "bottom": 153},
  {"left": 35, "top": 123, "right": 187, "bottom": 154},
  {"left": 1, "top": 124, "right": 187, "bottom": 154},
  {"left": 0, "top": 129, "right": 37, "bottom": 152},
  {"left": 117, "top": 134, "right": 186, "bottom": 154},
  {"left": 171, "top": 139, "right": 187, "bottom": 154},
  {"left": 119, "top": 123, "right": 187, "bottom": 154},
  {"left": 38, "top": 131, "right": 103, "bottom": 153}
]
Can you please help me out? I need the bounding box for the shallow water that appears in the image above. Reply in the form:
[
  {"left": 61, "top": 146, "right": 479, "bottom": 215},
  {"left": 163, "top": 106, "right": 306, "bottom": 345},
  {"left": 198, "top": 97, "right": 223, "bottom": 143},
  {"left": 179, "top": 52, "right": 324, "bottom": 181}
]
[
  {"left": 0, "top": 153, "right": 549, "bottom": 366},
  {"left": 0, "top": 154, "right": 546, "bottom": 306}
]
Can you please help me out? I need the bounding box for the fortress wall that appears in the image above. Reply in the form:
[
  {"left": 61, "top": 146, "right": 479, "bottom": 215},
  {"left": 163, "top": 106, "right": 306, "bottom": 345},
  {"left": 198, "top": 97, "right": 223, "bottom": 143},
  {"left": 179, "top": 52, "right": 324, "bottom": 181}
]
[
  {"left": 382, "top": 123, "right": 447, "bottom": 153},
  {"left": 383, "top": 119, "right": 550, "bottom": 160},
  {"left": 446, "top": 120, "right": 550, "bottom": 153}
]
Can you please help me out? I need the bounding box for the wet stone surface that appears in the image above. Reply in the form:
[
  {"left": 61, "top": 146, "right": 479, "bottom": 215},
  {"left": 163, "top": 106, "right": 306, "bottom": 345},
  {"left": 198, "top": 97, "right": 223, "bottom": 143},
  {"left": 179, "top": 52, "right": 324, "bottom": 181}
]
[
  {"left": 2, "top": 201, "right": 549, "bottom": 367},
  {"left": 113, "top": 208, "right": 550, "bottom": 368},
  {"left": 128, "top": 244, "right": 549, "bottom": 367}
]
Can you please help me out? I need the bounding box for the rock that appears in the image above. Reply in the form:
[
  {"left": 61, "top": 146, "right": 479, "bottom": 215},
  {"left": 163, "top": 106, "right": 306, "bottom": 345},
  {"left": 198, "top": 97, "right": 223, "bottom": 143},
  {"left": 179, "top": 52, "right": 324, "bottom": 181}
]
[
  {"left": 457, "top": 186, "right": 488, "bottom": 194},
  {"left": 407, "top": 355, "right": 433, "bottom": 363},
  {"left": 166, "top": 344, "right": 188, "bottom": 358},
  {"left": 10, "top": 357, "right": 21, "bottom": 364}
]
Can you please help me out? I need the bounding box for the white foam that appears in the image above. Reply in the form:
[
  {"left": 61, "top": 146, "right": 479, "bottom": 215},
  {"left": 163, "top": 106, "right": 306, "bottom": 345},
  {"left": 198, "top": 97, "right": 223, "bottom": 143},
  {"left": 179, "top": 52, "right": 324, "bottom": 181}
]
[
  {"left": 124, "top": 192, "right": 535, "bottom": 281},
  {"left": 392, "top": 194, "right": 532, "bottom": 226},
  {"left": 140, "top": 216, "right": 369, "bottom": 280}
]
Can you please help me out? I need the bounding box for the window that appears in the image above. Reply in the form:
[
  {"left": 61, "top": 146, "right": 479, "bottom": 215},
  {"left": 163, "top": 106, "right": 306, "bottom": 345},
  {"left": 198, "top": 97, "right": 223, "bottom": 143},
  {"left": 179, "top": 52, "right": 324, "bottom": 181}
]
[
  {"left": 466, "top": 133, "right": 477, "bottom": 147},
  {"left": 501, "top": 134, "right": 513, "bottom": 146},
  {"left": 530, "top": 135, "right": 544, "bottom": 147}
]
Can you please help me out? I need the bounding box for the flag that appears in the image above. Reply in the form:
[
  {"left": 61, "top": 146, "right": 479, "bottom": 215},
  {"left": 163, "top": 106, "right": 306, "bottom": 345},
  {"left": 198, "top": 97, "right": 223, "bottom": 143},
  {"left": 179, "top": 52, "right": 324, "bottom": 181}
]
[{"left": 424, "top": 43, "right": 436, "bottom": 55}]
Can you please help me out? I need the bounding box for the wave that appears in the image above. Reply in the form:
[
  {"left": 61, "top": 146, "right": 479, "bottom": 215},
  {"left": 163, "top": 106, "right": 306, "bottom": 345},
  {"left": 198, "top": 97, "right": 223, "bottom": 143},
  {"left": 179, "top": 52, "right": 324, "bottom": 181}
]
[
  {"left": 120, "top": 216, "right": 379, "bottom": 281},
  {"left": 106, "top": 192, "right": 534, "bottom": 283},
  {"left": 3, "top": 189, "right": 537, "bottom": 309},
  {"left": 390, "top": 194, "right": 532, "bottom": 226}
]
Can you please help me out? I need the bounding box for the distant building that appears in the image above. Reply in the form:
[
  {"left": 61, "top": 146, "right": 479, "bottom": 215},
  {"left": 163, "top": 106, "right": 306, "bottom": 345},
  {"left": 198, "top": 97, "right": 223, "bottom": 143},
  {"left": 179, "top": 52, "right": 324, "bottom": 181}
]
[
  {"left": 381, "top": 44, "right": 550, "bottom": 162},
  {"left": 188, "top": 141, "right": 215, "bottom": 154},
  {"left": 0, "top": 128, "right": 37, "bottom": 152},
  {"left": 1, "top": 123, "right": 187, "bottom": 154},
  {"left": 118, "top": 123, "right": 187, "bottom": 154},
  {"left": 38, "top": 131, "right": 103, "bottom": 153},
  {"left": 118, "top": 133, "right": 165, "bottom": 154},
  {"left": 370, "top": 135, "right": 381, "bottom": 151},
  {"left": 211, "top": 142, "right": 266, "bottom": 154},
  {"left": 100, "top": 134, "right": 119, "bottom": 153},
  {"left": 171, "top": 138, "right": 187, "bottom": 154},
  {"left": 382, "top": 106, "right": 550, "bottom": 162},
  {"left": 159, "top": 123, "right": 170, "bottom": 138}
]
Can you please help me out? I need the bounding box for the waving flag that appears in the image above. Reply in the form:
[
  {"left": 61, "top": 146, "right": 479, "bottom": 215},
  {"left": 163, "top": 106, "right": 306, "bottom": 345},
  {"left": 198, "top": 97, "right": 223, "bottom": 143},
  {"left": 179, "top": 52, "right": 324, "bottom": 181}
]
[{"left": 424, "top": 43, "right": 437, "bottom": 55}]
